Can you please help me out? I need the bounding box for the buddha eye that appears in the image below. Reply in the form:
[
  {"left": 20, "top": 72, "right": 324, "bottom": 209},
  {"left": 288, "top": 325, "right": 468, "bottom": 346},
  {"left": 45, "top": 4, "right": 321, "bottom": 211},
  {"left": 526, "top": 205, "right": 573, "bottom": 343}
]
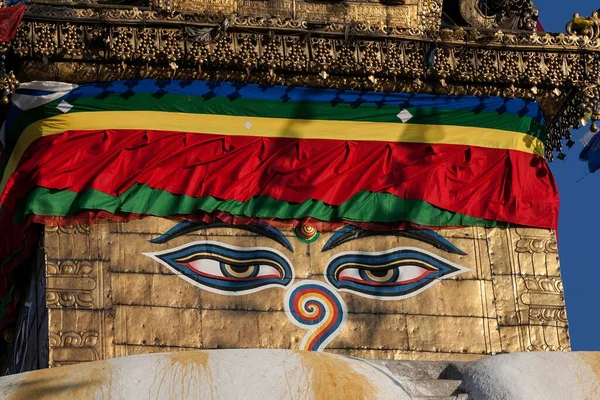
[
  {"left": 144, "top": 241, "right": 294, "bottom": 295},
  {"left": 324, "top": 247, "right": 469, "bottom": 300}
]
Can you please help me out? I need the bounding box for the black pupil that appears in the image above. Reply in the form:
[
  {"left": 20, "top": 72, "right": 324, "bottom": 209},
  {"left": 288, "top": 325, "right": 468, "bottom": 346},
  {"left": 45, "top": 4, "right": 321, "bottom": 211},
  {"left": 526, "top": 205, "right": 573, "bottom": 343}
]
[
  {"left": 369, "top": 269, "right": 389, "bottom": 278},
  {"left": 230, "top": 265, "right": 251, "bottom": 274}
]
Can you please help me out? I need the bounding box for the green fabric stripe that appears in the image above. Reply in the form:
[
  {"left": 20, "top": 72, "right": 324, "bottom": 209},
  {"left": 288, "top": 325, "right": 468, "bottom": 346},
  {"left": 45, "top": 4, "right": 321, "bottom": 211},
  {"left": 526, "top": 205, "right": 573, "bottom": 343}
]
[
  {"left": 9, "top": 93, "right": 545, "bottom": 140},
  {"left": 21, "top": 185, "right": 508, "bottom": 228}
]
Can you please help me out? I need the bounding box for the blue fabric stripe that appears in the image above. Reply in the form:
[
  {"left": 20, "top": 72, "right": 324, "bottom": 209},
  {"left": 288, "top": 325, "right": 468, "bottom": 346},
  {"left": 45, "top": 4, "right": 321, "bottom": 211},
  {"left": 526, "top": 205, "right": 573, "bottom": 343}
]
[{"left": 61, "top": 79, "right": 544, "bottom": 121}]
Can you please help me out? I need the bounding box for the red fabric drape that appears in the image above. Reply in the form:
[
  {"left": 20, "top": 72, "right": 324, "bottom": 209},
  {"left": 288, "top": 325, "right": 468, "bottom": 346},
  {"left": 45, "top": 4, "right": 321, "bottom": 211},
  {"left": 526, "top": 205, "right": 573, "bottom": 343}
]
[
  {"left": 0, "top": 5, "right": 25, "bottom": 42},
  {"left": 3, "top": 129, "right": 559, "bottom": 229}
]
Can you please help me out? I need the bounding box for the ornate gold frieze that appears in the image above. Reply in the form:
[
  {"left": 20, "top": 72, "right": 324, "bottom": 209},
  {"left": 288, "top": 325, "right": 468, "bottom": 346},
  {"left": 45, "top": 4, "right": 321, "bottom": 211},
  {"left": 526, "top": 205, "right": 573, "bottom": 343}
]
[
  {"left": 515, "top": 233, "right": 558, "bottom": 254},
  {"left": 567, "top": 10, "right": 600, "bottom": 41},
  {"left": 418, "top": 0, "right": 442, "bottom": 30},
  {"left": 521, "top": 277, "right": 567, "bottom": 324},
  {"left": 44, "top": 224, "right": 91, "bottom": 235},
  {"left": 48, "top": 308, "right": 114, "bottom": 367},
  {"left": 15, "top": 3, "right": 600, "bottom": 47},
  {"left": 488, "top": 227, "right": 570, "bottom": 354},
  {"left": 48, "top": 330, "right": 99, "bottom": 367},
  {"left": 46, "top": 261, "right": 96, "bottom": 309}
]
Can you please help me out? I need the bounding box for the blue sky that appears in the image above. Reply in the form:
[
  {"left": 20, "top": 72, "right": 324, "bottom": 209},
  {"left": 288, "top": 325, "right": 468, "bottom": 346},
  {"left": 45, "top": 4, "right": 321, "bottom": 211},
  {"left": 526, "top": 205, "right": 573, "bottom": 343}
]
[{"left": 539, "top": 0, "right": 599, "bottom": 350}]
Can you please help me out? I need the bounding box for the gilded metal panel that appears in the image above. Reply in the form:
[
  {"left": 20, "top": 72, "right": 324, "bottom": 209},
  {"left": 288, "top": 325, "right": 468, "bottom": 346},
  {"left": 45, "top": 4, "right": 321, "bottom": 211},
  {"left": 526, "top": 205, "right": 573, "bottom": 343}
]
[
  {"left": 169, "top": 0, "right": 423, "bottom": 28},
  {"left": 115, "top": 306, "right": 203, "bottom": 348},
  {"left": 405, "top": 315, "right": 489, "bottom": 354},
  {"left": 112, "top": 273, "right": 203, "bottom": 309},
  {"left": 179, "top": 0, "right": 238, "bottom": 13},
  {"left": 334, "top": 313, "right": 409, "bottom": 351},
  {"left": 291, "top": 3, "right": 416, "bottom": 26},
  {"left": 236, "top": 0, "right": 293, "bottom": 19},
  {"left": 399, "top": 280, "right": 486, "bottom": 317},
  {"left": 256, "top": 311, "right": 302, "bottom": 349},
  {"left": 43, "top": 217, "right": 570, "bottom": 365}
]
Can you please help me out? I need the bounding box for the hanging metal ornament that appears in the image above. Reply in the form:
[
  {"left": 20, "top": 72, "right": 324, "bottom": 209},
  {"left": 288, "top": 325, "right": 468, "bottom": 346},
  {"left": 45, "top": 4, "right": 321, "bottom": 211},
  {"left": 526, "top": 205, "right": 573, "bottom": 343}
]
[{"left": 0, "top": 52, "right": 18, "bottom": 106}]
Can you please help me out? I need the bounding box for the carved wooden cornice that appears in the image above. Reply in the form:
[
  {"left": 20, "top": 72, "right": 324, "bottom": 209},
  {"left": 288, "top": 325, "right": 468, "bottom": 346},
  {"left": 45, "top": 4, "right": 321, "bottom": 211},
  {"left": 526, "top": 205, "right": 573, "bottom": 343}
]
[{"left": 2, "top": 3, "right": 600, "bottom": 159}]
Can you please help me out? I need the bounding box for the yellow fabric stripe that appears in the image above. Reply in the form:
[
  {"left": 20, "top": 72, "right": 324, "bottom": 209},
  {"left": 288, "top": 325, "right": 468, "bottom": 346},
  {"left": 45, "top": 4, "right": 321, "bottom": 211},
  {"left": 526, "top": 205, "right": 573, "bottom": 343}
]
[{"left": 1, "top": 111, "right": 545, "bottom": 194}]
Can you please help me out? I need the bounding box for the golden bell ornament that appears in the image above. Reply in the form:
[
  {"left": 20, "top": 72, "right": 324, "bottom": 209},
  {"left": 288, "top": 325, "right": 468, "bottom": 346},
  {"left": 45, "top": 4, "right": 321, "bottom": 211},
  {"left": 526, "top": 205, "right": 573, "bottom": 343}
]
[{"left": 295, "top": 224, "right": 318, "bottom": 241}]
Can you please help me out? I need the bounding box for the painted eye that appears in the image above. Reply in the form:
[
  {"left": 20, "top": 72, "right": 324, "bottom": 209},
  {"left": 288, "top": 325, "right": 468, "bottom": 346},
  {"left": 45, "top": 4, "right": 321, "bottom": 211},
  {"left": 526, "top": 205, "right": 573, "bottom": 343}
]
[
  {"left": 183, "top": 258, "right": 282, "bottom": 281},
  {"left": 144, "top": 241, "right": 293, "bottom": 295},
  {"left": 338, "top": 264, "right": 434, "bottom": 285},
  {"left": 325, "top": 247, "right": 469, "bottom": 300}
]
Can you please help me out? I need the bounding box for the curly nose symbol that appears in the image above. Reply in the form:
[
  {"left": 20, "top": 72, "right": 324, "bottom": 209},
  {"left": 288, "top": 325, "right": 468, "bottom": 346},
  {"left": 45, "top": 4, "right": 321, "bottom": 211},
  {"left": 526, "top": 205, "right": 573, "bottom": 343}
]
[{"left": 284, "top": 280, "right": 347, "bottom": 351}]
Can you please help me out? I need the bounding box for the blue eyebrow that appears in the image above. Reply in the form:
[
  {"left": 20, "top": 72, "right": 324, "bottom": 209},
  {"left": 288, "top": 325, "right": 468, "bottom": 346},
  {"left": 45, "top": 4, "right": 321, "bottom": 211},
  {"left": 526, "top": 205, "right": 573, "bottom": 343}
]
[
  {"left": 150, "top": 220, "right": 196, "bottom": 244},
  {"left": 321, "top": 226, "right": 466, "bottom": 255},
  {"left": 149, "top": 221, "right": 294, "bottom": 252}
]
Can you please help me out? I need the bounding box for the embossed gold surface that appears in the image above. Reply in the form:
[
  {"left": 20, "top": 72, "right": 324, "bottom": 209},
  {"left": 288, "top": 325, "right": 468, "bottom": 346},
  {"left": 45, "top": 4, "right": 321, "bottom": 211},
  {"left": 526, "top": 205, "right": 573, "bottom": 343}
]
[
  {"left": 164, "top": 0, "right": 421, "bottom": 27},
  {"left": 43, "top": 218, "right": 570, "bottom": 363}
]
